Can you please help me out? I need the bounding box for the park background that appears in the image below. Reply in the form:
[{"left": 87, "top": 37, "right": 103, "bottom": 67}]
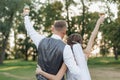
[{"left": 0, "top": 0, "right": 120, "bottom": 80}]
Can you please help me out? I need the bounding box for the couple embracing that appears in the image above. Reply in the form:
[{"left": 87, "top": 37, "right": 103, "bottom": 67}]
[{"left": 23, "top": 7, "right": 105, "bottom": 80}]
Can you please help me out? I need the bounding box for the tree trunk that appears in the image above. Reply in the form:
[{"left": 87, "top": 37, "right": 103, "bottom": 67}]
[
  {"left": 81, "top": 0, "right": 85, "bottom": 37},
  {"left": 14, "top": 27, "right": 19, "bottom": 59},
  {"left": 113, "top": 46, "right": 118, "bottom": 60},
  {"left": 0, "top": 34, "right": 9, "bottom": 64},
  {"left": 0, "top": 36, "right": 3, "bottom": 64},
  {"left": 24, "top": 33, "right": 28, "bottom": 61},
  {"left": 0, "top": 53, "right": 4, "bottom": 64},
  {"left": 65, "top": 0, "right": 71, "bottom": 35},
  {"left": 0, "top": 13, "right": 14, "bottom": 64},
  {"left": 32, "top": 54, "right": 36, "bottom": 61}
]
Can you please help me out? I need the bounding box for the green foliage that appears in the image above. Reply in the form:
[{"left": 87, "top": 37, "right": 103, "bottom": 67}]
[
  {"left": 100, "top": 7, "right": 120, "bottom": 56},
  {"left": 42, "top": 1, "right": 64, "bottom": 33},
  {"left": 0, "top": 0, "right": 120, "bottom": 62},
  {"left": 0, "top": 0, "right": 32, "bottom": 63}
]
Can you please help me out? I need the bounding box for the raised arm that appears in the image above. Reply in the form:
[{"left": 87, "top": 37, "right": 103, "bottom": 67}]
[
  {"left": 84, "top": 14, "right": 105, "bottom": 57},
  {"left": 36, "top": 63, "right": 67, "bottom": 80},
  {"left": 23, "top": 6, "right": 45, "bottom": 48}
]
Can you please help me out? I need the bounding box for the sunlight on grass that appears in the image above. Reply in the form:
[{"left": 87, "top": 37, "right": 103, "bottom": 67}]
[
  {"left": 100, "top": 59, "right": 109, "bottom": 63},
  {"left": 0, "top": 66, "right": 32, "bottom": 71},
  {"left": 0, "top": 66, "right": 21, "bottom": 71}
]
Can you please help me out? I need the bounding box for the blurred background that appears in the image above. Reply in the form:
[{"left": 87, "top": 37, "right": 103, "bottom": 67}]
[{"left": 0, "top": 0, "right": 120, "bottom": 80}]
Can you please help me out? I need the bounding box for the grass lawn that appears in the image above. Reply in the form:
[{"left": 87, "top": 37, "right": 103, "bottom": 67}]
[
  {"left": 0, "top": 60, "right": 37, "bottom": 80},
  {"left": 0, "top": 57, "right": 120, "bottom": 80}
]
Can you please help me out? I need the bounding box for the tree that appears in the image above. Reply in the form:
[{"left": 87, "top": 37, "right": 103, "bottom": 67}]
[
  {"left": 100, "top": 0, "right": 120, "bottom": 59},
  {"left": 0, "top": 0, "right": 31, "bottom": 64},
  {"left": 64, "top": 0, "right": 77, "bottom": 35},
  {"left": 43, "top": 1, "right": 64, "bottom": 34},
  {"left": 16, "top": 1, "right": 64, "bottom": 60}
]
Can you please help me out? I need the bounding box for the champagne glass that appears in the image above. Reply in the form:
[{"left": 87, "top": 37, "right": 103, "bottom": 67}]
[
  {"left": 24, "top": 5, "right": 30, "bottom": 12},
  {"left": 23, "top": 5, "right": 30, "bottom": 16},
  {"left": 98, "top": 12, "right": 105, "bottom": 24},
  {"left": 99, "top": 13, "right": 105, "bottom": 17}
]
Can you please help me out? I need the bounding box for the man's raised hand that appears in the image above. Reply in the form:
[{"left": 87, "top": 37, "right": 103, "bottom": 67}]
[{"left": 23, "top": 5, "right": 30, "bottom": 16}]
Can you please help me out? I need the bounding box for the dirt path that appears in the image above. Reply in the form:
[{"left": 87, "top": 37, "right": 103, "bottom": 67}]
[{"left": 90, "top": 67, "right": 120, "bottom": 80}]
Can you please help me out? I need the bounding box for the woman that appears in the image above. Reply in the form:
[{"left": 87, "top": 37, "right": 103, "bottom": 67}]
[{"left": 36, "top": 33, "right": 91, "bottom": 80}]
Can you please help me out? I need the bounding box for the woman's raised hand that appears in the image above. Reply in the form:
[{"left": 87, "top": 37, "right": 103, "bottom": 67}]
[{"left": 97, "top": 13, "right": 105, "bottom": 24}]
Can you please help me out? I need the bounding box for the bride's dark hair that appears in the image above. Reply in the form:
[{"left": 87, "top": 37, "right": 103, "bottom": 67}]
[{"left": 67, "top": 33, "right": 82, "bottom": 46}]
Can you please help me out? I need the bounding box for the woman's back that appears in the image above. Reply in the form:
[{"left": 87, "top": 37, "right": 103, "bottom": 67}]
[{"left": 66, "top": 43, "right": 91, "bottom": 80}]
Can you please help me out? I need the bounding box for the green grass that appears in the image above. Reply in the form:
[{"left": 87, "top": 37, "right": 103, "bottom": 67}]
[
  {"left": 88, "top": 57, "right": 120, "bottom": 64},
  {"left": 0, "top": 57, "right": 120, "bottom": 80},
  {"left": 88, "top": 57, "right": 120, "bottom": 68},
  {"left": 0, "top": 59, "right": 37, "bottom": 80}
]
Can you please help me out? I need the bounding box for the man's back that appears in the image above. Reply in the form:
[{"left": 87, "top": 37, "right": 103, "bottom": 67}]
[{"left": 37, "top": 38, "right": 66, "bottom": 79}]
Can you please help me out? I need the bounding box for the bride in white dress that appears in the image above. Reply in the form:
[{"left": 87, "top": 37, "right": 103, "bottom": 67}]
[
  {"left": 36, "top": 14, "right": 105, "bottom": 80},
  {"left": 66, "top": 33, "right": 91, "bottom": 80}
]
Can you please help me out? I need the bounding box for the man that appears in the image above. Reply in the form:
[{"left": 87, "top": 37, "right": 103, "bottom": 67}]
[{"left": 23, "top": 7, "right": 81, "bottom": 80}]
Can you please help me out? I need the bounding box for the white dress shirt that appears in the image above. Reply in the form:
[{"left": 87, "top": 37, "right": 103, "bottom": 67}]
[{"left": 24, "top": 16, "right": 81, "bottom": 78}]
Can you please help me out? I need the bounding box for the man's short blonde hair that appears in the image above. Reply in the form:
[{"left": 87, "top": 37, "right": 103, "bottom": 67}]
[{"left": 54, "top": 20, "right": 68, "bottom": 31}]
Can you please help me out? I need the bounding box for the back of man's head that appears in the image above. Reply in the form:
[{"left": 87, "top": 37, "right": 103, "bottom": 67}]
[{"left": 54, "top": 20, "right": 68, "bottom": 31}]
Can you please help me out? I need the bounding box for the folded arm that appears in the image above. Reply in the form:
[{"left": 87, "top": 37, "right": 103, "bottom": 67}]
[
  {"left": 36, "top": 63, "right": 67, "bottom": 80},
  {"left": 36, "top": 45, "right": 81, "bottom": 79}
]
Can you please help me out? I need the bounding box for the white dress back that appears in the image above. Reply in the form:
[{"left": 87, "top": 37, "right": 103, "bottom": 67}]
[{"left": 66, "top": 43, "right": 91, "bottom": 80}]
